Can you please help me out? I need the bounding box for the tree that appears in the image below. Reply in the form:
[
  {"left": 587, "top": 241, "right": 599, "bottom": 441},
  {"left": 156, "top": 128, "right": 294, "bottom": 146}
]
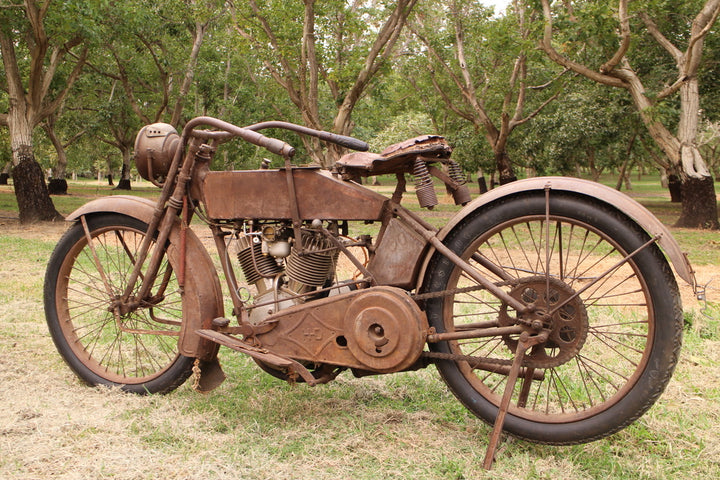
[
  {"left": 409, "top": 0, "right": 563, "bottom": 184},
  {"left": 78, "top": 0, "right": 222, "bottom": 189},
  {"left": 230, "top": 0, "right": 418, "bottom": 167},
  {"left": 0, "top": 1, "right": 88, "bottom": 222},
  {"left": 539, "top": 0, "right": 720, "bottom": 229},
  {"left": 515, "top": 82, "right": 644, "bottom": 182}
]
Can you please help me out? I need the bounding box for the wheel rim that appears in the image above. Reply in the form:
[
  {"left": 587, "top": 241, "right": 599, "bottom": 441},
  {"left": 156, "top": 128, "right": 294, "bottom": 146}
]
[
  {"left": 55, "top": 224, "right": 184, "bottom": 385},
  {"left": 443, "top": 214, "right": 655, "bottom": 424}
]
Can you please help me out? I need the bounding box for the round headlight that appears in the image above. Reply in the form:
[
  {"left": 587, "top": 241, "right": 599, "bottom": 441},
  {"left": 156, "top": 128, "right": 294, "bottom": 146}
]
[{"left": 134, "top": 123, "right": 180, "bottom": 184}]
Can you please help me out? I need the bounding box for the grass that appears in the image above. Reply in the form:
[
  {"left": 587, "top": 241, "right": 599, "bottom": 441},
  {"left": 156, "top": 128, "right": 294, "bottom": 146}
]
[{"left": 0, "top": 175, "right": 719, "bottom": 479}]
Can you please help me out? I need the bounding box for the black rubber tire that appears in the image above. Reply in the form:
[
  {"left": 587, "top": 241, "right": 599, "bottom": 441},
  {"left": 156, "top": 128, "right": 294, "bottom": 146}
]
[
  {"left": 44, "top": 214, "right": 194, "bottom": 394},
  {"left": 423, "top": 192, "right": 683, "bottom": 444}
]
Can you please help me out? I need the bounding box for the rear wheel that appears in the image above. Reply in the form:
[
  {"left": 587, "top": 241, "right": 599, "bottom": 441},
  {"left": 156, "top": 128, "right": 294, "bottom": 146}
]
[
  {"left": 423, "top": 193, "right": 682, "bottom": 444},
  {"left": 44, "top": 214, "right": 193, "bottom": 394}
]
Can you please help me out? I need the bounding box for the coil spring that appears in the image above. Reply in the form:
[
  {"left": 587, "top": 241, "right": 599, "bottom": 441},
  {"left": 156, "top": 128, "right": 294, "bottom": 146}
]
[
  {"left": 413, "top": 158, "right": 438, "bottom": 209},
  {"left": 447, "top": 159, "right": 472, "bottom": 205},
  {"left": 448, "top": 160, "right": 467, "bottom": 185}
]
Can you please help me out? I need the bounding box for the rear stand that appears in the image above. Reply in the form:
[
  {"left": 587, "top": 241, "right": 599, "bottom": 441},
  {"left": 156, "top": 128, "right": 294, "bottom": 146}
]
[{"left": 483, "top": 331, "right": 548, "bottom": 470}]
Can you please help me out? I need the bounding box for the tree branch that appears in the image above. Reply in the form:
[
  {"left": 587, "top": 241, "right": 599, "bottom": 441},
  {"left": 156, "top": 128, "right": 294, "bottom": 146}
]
[
  {"left": 599, "top": 0, "right": 631, "bottom": 74},
  {"left": 0, "top": 28, "right": 25, "bottom": 104},
  {"left": 510, "top": 90, "right": 562, "bottom": 129},
  {"left": 337, "top": 0, "right": 418, "bottom": 123},
  {"left": 538, "top": 0, "right": 626, "bottom": 88},
  {"left": 411, "top": 14, "right": 495, "bottom": 133},
  {"left": 301, "top": 0, "right": 320, "bottom": 127},
  {"left": 39, "top": 46, "right": 88, "bottom": 122},
  {"left": 639, "top": 12, "right": 682, "bottom": 62},
  {"left": 427, "top": 67, "right": 476, "bottom": 124},
  {"left": 170, "top": 19, "right": 208, "bottom": 126},
  {"left": 108, "top": 45, "right": 150, "bottom": 125},
  {"left": 232, "top": 3, "right": 304, "bottom": 113}
]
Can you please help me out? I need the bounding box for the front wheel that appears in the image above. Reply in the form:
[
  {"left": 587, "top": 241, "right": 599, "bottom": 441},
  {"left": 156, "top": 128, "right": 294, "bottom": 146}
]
[
  {"left": 44, "top": 214, "right": 194, "bottom": 394},
  {"left": 423, "top": 193, "right": 683, "bottom": 444}
]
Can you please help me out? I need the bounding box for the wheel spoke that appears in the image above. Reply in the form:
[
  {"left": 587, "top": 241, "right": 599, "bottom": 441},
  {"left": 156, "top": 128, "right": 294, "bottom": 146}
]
[{"left": 52, "top": 220, "right": 185, "bottom": 386}]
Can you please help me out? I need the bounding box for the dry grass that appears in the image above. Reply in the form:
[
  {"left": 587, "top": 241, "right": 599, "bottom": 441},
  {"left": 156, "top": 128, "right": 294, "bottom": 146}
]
[{"left": 1, "top": 211, "right": 719, "bottom": 479}]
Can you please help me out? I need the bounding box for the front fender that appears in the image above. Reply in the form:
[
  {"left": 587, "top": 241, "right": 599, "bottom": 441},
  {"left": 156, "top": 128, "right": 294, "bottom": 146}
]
[
  {"left": 417, "top": 177, "right": 694, "bottom": 288},
  {"left": 67, "top": 195, "right": 224, "bottom": 360}
]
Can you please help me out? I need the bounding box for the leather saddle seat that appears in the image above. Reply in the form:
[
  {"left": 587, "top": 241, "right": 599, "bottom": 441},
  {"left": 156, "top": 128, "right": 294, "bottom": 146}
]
[{"left": 335, "top": 135, "right": 452, "bottom": 178}]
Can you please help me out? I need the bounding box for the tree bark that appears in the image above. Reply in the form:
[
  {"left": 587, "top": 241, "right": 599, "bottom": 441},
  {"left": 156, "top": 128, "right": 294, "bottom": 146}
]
[
  {"left": 495, "top": 151, "right": 518, "bottom": 185},
  {"left": 11, "top": 151, "right": 63, "bottom": 223},
  {"left": 675, "top": 176, "right": 719, "bottom": 228},
  {"left": 668, "top": 174, "right": 683, "bottom": 202},
  {"left": 115, "top": 155, "right": 132, "bottom": 190}
]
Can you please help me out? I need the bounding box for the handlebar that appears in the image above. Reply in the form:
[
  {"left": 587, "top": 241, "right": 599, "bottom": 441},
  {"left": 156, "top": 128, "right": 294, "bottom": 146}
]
[
  {"left": 182, "top": 117, "right": 369, "bottom": 158},
  {"left": 246, "top": 121, "right": 369, "bottom": 152},
  {"left": 183, "top": 116, "right": 296, "bottom": 157}
]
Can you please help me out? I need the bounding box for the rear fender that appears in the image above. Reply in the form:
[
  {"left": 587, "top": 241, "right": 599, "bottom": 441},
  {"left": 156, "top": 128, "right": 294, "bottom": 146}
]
[
  {"left": 416, "top": 177, "right": 694, "bottom": 289},
  {"left": 67, "top": 195, "right": 224, "bottom": 361}
]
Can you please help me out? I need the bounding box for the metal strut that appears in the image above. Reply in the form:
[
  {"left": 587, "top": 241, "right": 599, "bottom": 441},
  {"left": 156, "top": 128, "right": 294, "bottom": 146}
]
[{"left": 482, "top": 330, "right": 548, "bottom": 470}]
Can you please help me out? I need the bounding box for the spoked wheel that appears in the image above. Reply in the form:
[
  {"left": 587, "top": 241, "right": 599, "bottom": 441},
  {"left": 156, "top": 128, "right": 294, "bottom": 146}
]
[
  {"left": 423, "top": 193, "right": 683, "bottom": 444},
  {"left": 44, "top": 214, "right": 194, "bottom": 394}
]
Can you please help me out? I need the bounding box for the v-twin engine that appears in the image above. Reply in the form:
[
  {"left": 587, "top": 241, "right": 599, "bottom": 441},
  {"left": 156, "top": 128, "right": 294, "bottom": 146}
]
[
  {"left": 234, "top": 228, "right": 339, "bottom": 324},
  {"left": 232, "top": 226, "right": 428, "bottom": 373}
]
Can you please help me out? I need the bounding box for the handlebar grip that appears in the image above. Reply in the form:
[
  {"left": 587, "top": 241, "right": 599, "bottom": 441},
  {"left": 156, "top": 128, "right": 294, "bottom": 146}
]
[
  {"left": 244, "top": 120, "right": 368, "bottom": 152},
  {"left": 325, "top": 133, "right": 369, "bottom": 152},
  {"left": 253, "top": 133, "right": 296, "bottom": 157}
]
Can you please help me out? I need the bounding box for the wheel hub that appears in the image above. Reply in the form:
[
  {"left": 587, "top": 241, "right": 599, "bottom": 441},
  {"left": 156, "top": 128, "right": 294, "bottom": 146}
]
[{"left": 499, "top": 276, "right": 589, "bottom": 369}]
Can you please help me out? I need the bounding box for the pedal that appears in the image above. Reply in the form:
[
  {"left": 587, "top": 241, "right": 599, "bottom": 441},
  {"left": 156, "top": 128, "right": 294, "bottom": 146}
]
[
  {"left": 195, "top": 329, "right": 317, "bottom": 385},
  {"left": 211, "top": 317, "right": 230, "bottom": 329}
]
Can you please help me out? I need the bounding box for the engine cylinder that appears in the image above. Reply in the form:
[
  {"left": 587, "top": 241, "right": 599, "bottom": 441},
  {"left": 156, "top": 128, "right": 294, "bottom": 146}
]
[
  {"left": 236, "top": 234, "right": 283, "bottom": 287},
  {"left": 285, "top": 234, "right": 337, "bottom": 291}
]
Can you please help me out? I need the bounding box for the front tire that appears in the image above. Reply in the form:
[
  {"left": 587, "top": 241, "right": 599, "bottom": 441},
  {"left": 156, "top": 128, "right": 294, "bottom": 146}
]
[
  {"left": 44, "top": 214, "right": 194, "bottom": 394},
  {"left": 423, "top": 193, "right": 682, "bottom": 444}
]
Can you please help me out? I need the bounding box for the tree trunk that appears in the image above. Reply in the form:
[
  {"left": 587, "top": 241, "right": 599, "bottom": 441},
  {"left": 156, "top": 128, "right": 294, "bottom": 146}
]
[
  {"left": 675, "top": 175, "right": 719, "bottom": 228},
  {"left": 478, "top": 175, "right": 488, "bottom": 194},
  {"left": 43, "top": 121, "right": 69, "bottom": 194},
  {"left": 114, "top": 148, "right": 132, "bottom": 190},
  {"left": 115, "top": 162, "right": 131, "bottom": 190},
  {"left": 48, "top": 178, "right": 68, "bottom": 195},
  {"left": 0, "top": 162, "right": 10, "bottom": 185},
  {"left": 495, "top": 151, "right": 517, "bottom": 185},
  {"left": 7, "top": 113, "right": 63, "bottom": 222},
  {"left": 667, "top": 174, "right": 682, "bottom": 203},
  {"left": 105, "top": 157, "right": 115, "bottom": 185},
  {"left": 12, "top": 152, "right": 63, "bottom": 223},
  {"left": 674, "top": 77, "right": 718, "bottom": 226}
]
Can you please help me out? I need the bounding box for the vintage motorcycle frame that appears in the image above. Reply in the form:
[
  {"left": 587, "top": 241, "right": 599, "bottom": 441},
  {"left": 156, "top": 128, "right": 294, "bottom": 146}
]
[{"left": 47, "top": 116, "right": 695, "bottom": 467}]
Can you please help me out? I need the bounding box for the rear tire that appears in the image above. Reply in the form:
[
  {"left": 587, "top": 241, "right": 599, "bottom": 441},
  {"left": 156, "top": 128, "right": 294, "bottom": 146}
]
[
  {"left": 44, "top": 214, "right": 193, "bottom": 394},
  {"left": 423, "top": 193, "right": 682, "bottom": 444}
]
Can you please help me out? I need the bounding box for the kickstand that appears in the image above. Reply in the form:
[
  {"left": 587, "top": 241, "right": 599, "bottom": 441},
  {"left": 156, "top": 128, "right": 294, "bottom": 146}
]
[{"left": 482, "top": 331, "right": 546, "bottom": 470}]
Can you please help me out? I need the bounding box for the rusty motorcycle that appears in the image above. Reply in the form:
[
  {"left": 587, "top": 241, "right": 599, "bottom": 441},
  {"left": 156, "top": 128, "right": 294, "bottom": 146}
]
[{"left": 44, "top": 116, "right": 693, "bottom": 465}]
